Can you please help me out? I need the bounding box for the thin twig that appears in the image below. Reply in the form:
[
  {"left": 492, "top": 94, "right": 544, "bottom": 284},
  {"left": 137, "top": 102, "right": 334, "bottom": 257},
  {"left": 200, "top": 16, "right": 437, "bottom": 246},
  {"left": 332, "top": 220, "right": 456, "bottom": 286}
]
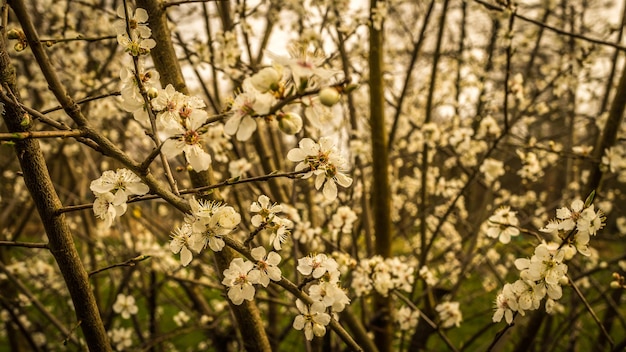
[
  {"left": 38, "top": 35, "right": 116, "bottom": 45},
  {"left": 88, "top": 255, "right": 151, "bottom": 278},
  {"left": 0, "top": 240, "right": 49, "bottom": 249},
  {"left": 567, "top": 273, "right": 614, "bottom": 348},
  {"left": 393, "top": 290, "right": 459, "bottom": 352},
  {"left": 165, "top": 0, "right": 228, "bottom": 8},
  {"left": 41, "top": 91, "right": 121, "bottom": 114},
  {"left": 471, "top": 0, "right": 626, "bottom": 51}
]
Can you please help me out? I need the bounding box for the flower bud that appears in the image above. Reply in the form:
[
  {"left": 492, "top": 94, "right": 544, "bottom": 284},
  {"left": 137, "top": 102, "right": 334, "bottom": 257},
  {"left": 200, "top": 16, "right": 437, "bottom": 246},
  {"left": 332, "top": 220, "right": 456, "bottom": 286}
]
[
  {"left": 147, "top": 87, "right": 159, "bottom": 99},
  {"left": 20, "top": 113, "right": 31, "bottom": 127},
  {"left": 14, "top": 42, "right": 26, "bottom": 52},
  {"left": 7, "top": 29, "right": 22, "bottom": 40},
  {"left": 250, "top": 67, "right": 280, "bottom": 93},
  {"left": 278, "top": 112, "right": 303, "bottom": 135},
  {"left": 319, "top": 87, "right": 341, "bottom": 107},
  {"left": 610, "top": 281, "right": 621, "bottom": 289}
]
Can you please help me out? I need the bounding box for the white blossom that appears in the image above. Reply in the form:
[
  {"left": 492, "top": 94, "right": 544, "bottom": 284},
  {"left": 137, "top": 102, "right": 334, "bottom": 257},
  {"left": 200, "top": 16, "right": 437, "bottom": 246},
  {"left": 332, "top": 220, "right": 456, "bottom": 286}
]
[
  {"left": 222, "top": 258, "right": 259, "bottom": 305},
  {"left": 249, "top": 247, "right": 282, "bottom": 287},
  {"left": 486, "top": 206, "right": 520, "bottom": 244},
  {"left": 292, "top": 300, "right": 331, "bottom": 341},
  {"left": 287, "top": 137, "right": 352, "bottom": 201},
  {"left": 436, "top": 301, "right": 462, "bottom": 328},
  {"left": 112, "top": 294, "right": 138, "bottom": 319}
]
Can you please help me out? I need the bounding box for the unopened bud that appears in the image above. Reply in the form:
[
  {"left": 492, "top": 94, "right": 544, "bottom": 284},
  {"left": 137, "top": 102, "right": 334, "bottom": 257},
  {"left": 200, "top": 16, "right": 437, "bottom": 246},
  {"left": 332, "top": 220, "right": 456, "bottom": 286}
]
[
  {"left": 147, "top": 87, "right": 158, "bottom": 99},
  {"left": 14, "top": 42, "right": 26, "bottom": 52},
  {"left": 319, "top": 87, "right": 341, "bottom": 107},
  {"left": 20, "top": 113, "right": 31, "bottom": 127},
  {"left": 277, "top": 112, "right": 302, "bottom": 135},
  {"left": 343, "top": 83, "right": 359, "bottom": 94},
  {"left": 7, "top": 29, "right": 22, "bottom": 40},
  {"left": 610, "top": 281, "right": 621, "bottom": 289}
]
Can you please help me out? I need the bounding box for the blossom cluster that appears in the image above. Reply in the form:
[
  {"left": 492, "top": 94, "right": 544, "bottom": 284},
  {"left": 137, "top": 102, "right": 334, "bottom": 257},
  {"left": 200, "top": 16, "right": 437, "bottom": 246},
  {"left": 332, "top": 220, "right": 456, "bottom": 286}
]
[
  {"left": 249, "top": 195, "right": 294, "bottom": 250},
  {"left": 294, "top": 253, "right": 350, "bottom": 340},
  {"left": 90, "top": 168, "right": 149, "bottom": 228},
  {"left": 152, "top": 84, "right": 213, "bottom": 171},
  {"left": 485, "top": 206, "right": 520, "bottom": 244},
  {"left": 493, "top": 199, "right": 605, "bottom": 324},
  {"left": 170, "top": 197, "right": 241, "bottom": 266},
  {"left": 114, "top": 6, "right": 214, "bottom": 172},
  {"left": 221, "top": 247, "right": 282, "bottom": 304},
  {"left": 222, "top": 44, "right": 341, "bottom": 141},
  {"left": 114, "top": 5, "right": 155, "bottom": 56},
  {"left": 350, "top": 255, "right": 415, "bottom": 297},
  {"left": 602, "top": 145, "right": 626, "bottom": 183}
]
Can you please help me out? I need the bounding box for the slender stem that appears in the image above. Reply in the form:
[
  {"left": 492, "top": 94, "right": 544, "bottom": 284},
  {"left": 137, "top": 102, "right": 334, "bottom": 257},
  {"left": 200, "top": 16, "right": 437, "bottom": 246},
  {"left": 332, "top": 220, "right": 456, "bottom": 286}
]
[
  {"left": 419, "top": 0, "right": 450, "bottom": 268},
  {"left": 0, "top": 241, "right": 49, "bottom": 248},
  {"left": 567, "top": 273, "right": 614, "bottom": 347},
  {"left": 88, "top": 255, "right": 151, "bottom": 278}
]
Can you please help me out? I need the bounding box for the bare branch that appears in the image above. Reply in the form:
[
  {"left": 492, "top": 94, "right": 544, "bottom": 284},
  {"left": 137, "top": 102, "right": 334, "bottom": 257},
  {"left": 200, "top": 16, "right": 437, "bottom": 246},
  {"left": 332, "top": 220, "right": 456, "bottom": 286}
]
[
  {"left": 89, "top": 255, "right": 151, "bottom": 278},
  {"left": 0, "top": 240, "right": 49, "bottom": 249}
]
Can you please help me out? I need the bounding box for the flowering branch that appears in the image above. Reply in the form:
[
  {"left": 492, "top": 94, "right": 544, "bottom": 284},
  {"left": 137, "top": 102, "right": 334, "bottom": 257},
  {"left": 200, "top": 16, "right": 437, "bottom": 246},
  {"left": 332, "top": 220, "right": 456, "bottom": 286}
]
[
  {"left": 222, "top": 236, "right": 365, "bottom": 352},
  {"left": 56, "top": 169, "right": 308, "bottom": 215}
]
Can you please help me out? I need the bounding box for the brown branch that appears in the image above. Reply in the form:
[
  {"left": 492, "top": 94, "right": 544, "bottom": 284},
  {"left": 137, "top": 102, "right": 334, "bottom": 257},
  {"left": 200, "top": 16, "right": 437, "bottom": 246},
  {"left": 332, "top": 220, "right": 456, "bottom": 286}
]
[
  {"left": 0, "top": 129, "right": 84, "bottom": 141},
  {"left": 41, "top": 91, "right": 121, "bottom": 114},
  {"left": 567, "top": 273, "right": 614, "bottom": 348},
  {"left": 0, "top": 240, "right": 49, "bottom": 249},
  {"left": 393, "top": 290, "right": 459, "bottom": 352},
  {"left": 88, "top": 255, "right": 151, "bottom": 278},
  {"left": 37, "top": 34, "right": 116, "bottom": 45},
  {"left": 3, "top": 1, "right": 111, "bottom": 348},
  {"left": 164, "top": 0, "right": 228, "bottom": 8}
]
